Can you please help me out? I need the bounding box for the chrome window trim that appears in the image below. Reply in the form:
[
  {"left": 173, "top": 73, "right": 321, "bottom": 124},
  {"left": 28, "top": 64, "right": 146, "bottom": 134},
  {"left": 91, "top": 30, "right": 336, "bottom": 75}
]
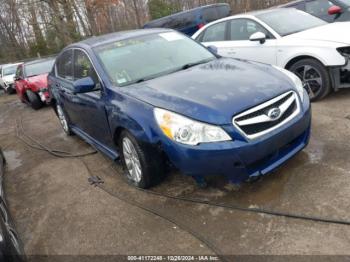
[{"left": 232, "top": 91, "right": 301, "bottom": 140}]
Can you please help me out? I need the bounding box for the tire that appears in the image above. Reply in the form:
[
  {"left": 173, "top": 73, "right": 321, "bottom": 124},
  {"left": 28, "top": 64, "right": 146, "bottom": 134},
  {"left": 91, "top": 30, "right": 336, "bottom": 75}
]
[
  {"left": 56, "top": 104, "right": 73, "bottom": 136},
  {"left": 289, "top": 58, "right": 331, "bottom": 102},
  {"left": 6, "top": 85, "right": 16, "bottom": 94},
  {"left": 26, "top": 90, "right": 43, "bottom": 110},
  {"left": 119, "top": 130, "right": 164, "bottom": 189}
]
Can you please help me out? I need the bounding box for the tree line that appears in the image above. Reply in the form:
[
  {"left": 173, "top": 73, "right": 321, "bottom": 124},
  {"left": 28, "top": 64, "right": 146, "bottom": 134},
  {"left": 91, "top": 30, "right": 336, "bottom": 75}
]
[{"left": 0, "top": 0, "right": 291, "bottom": 64}]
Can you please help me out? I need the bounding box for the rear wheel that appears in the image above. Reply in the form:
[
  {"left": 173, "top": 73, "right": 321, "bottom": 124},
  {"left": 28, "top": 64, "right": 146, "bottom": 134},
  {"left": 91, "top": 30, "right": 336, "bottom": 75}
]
[
  {"left": 56, "top": 104, "right": 73, "bottom": 136},
  {"left": 26, "top": 90, "right": 43, "bottom": 110},
  {"left": 119, "top": 130, "right": 164, "bottom": 189},
  {"left": 289, "top": 58, "right": 331, "bottom": 101}
]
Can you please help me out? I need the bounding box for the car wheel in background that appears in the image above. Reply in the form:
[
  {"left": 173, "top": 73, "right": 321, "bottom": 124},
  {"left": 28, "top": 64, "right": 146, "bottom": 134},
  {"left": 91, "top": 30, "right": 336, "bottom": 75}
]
[
  {"left": 26, "top": 90, "right": 43, "bottom": 110},
  {"left": 119, "top": 130, "right": 164, "bottom": 189},
  {"left": 6, "top": 85, "right": 16, "bottom": 95},
  {"left": 56, "top": 104, "right": 73, "bottom": 136},
  {"left": 289, "top": 58, "right": 331, "bottom": 101}
]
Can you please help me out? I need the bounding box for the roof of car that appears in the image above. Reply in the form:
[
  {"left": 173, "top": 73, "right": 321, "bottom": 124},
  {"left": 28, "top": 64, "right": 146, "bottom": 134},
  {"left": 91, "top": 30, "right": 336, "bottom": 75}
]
[
  {"left": 205, "top": 7, "right": 296, "bottom": 23},
  {"left": 243, "top": 7, "right": 291, "bottom": 17},
  {"left": 276, "top": 0, "right": 303, "bottom": 8},
  {"left": 2, "top": 62, "right": 22, "bottom": 68},
  {"left": 72, "top": 29, "right": 173, "bottom": 48},
  {"left": 24, "top": 56, "right": 56, "bottom": 66},
  {"left": 144, "top": 3, "right": 230, "bottom": 25}
]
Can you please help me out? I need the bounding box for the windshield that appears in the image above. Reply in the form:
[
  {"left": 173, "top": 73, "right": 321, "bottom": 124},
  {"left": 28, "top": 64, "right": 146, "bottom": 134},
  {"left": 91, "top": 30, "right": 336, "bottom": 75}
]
[
  {"left": 25, "top": 59, "right": 55, "bottom": 77},
  {"left": 94, "top": 32, "right": 215, "bottom": 86},
  {"left": 3, "top": 65, "right": 18, "bottom": 76},
  {"left": 338, "top": 0, "right": 350, "bottom": 6},
  {"left": 257, "top": 9, "right": 327, "bottom": 36}
]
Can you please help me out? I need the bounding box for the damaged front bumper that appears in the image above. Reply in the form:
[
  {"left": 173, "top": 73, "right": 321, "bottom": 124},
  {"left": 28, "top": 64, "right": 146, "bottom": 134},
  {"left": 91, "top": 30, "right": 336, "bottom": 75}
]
[
  {"left": 38, "top": 88, "right": 51, "bottom": 104},
  {"left": 331, "top": 50, "right": 350, "bottom": 90}
]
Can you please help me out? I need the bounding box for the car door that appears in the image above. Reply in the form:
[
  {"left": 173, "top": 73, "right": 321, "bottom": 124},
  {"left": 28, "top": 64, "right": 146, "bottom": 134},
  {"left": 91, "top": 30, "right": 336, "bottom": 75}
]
[
  {"left": 69, "top": 49, "right": 113, "bottom": 148},
  {"left": 224, "top": 18, "right": 278, "bottom": 65},
  {"left": 53, "top": 49, "right": 78, "bottom": 122}
]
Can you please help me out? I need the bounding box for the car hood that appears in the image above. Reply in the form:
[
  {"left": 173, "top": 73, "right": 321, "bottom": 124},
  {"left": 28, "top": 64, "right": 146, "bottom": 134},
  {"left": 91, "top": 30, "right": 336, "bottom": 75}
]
[
  {"left": 27, "top": 74, "right": 48, "bottom": 88},
  {"left": 119, "top": 58, "right": 296, "bottom": 125},
  {"left": 287, "top": 22, "right": 350, "bottom": 44}
]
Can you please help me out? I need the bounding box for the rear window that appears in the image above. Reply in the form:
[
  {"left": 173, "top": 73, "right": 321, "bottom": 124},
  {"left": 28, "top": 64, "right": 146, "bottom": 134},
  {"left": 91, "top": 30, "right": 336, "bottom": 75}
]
[
  {"left": 25, "top": 59, "right": 55, "bottom": 77},
  {"left": 164, "top": 12, "right": 196, "bottom": 29},
  {"left": 144, "top": 18, "right": 170, "bottom": 28},
  {"left": 202, "top": 5, "right": 231, "bottom": 23}
]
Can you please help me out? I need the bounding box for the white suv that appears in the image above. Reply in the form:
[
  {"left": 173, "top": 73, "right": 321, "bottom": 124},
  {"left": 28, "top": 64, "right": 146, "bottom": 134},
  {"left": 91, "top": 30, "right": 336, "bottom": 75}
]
[{"left": 193, "top": 8, "right": 350, "bottom": 101}]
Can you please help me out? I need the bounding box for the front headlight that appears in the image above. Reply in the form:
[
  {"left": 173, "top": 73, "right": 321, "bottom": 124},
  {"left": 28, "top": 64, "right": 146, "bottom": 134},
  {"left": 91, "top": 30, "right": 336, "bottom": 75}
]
[
  {"left": 273, "top": 66, "right": 305, "bottom": 102},
  {"left": 154, "top": 108, "right": 232, "bottom": 146}
]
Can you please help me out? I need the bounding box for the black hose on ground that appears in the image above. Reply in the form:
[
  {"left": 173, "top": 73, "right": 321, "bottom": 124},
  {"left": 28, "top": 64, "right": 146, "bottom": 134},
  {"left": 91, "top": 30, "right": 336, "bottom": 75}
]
[
  {"left": 82, "top": 162, "right": 226, "bottom": 262},
  {"left": 16, "top": 118, "right": 97, "bottom": 158},
  {"left": 107, "top": 164, "right": 350, "bottom": 227},
  {"left": 16, "top": 116, "right": 350, "bottom": 227}
]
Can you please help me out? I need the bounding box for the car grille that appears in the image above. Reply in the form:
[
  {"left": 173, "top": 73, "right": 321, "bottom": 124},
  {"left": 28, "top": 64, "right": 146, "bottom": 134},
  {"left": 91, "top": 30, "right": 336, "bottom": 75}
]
[{"left": 233, "top": 91, "right": 300, "bottom": 139}]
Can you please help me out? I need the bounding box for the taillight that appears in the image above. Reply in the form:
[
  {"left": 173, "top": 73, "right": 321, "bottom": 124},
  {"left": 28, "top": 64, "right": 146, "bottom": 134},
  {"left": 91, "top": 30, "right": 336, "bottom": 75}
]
[{"left": 197, "top": 23, "right": 205, "bottom": 29}]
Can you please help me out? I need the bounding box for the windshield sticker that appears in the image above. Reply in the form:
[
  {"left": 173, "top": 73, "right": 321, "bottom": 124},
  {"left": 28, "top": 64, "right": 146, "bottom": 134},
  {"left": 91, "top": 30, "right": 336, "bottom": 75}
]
[
  {"left": 117, "top": 78, "right": 127, "bottom": 84},
  {"left": 159, "top": 32, "right": 184, "bottom": 41}
]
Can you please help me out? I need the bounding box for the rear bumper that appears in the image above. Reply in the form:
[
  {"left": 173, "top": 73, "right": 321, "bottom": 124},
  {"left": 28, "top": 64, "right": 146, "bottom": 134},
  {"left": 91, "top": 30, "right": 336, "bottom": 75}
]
[{"left": 162, "top": 95, "right": 311, "bottom": 184}]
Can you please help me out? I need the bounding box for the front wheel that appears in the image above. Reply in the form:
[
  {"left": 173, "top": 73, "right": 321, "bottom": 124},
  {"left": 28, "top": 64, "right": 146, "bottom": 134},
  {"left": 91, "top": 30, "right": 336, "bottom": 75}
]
[
  {"left": 119, "top": 131, "right": 164, "bottom": 189},
  {"left": 289, "top": 58, "right": 331, "bottom": 102},
  {"left": 26, "top": 90, "right": 43, "bottom": 110}
]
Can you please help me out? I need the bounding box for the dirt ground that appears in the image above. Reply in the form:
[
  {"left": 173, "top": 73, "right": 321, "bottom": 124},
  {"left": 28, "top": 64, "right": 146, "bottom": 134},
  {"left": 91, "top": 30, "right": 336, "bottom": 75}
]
[{"left": 0, "top": 89, "right": 350, "bottom": 259}]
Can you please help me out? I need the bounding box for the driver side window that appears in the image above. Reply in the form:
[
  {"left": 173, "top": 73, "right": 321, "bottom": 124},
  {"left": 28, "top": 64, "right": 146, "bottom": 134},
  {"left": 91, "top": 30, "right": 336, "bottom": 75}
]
[
  {"left": 73, "top": 49, "right": 99, "bottom": 84},
  {"left": 229, "top": 19, "right": 273, "bottom": 41}
]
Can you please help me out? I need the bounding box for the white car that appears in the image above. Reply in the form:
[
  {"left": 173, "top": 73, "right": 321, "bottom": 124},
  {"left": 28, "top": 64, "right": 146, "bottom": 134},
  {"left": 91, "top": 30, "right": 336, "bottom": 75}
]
[
  {"left": 1, "top": 63, "right": 22, "bottom": 94},
  {"left": 0, "top": 65, "right": 5, "bottom": 90},
  {"left": 192, "top": 8, "right": 350, "bottom": 101}
]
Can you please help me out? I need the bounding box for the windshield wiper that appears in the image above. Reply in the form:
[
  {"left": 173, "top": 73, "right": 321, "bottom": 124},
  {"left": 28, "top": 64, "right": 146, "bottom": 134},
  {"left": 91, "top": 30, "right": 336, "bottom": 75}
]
[{"left": 181, "top": 59, "right": 213, "bottom": 70}]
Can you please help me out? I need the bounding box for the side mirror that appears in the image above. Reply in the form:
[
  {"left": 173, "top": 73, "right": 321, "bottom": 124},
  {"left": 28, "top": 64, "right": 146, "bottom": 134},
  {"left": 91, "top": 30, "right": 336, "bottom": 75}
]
[
  {"left": 249, "top": 32, "right": 266, "bottom": 44},
  {"left": 328, "top": 5, "right": 342, "bottom": 15},
  {"left": 207, "top": 45, "right": 218, "bottom": 55},
  {"left": 73, "top": 77, "right": 96, "bottom": 94}
]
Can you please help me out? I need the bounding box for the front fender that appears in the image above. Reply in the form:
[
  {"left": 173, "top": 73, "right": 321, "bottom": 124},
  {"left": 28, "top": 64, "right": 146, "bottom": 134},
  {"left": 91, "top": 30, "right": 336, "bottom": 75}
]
[
  {"left": 106, "top": 90, "right": 160, "bottom": 145},
  {"left": 278, "top": 45, "right": 347, "bottom": 68}
]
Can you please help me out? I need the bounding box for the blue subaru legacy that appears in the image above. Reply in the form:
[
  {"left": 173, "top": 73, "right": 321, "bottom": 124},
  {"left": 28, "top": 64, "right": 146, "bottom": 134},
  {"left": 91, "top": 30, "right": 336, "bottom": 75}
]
[{"left": 48, "top": 29, "right": 311, "bottom": 188}]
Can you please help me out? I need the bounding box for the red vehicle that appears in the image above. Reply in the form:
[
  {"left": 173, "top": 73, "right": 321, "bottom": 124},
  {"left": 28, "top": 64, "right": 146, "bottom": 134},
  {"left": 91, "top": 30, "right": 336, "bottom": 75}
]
[{"left": 14, "top": 57, "right": 55, "bottom": 109}]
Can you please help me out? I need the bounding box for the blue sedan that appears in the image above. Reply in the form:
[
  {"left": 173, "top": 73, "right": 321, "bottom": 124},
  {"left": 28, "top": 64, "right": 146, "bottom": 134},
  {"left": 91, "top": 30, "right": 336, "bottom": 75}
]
[{"left": 48, "top": 29, "right": 311, "bottom": 188}]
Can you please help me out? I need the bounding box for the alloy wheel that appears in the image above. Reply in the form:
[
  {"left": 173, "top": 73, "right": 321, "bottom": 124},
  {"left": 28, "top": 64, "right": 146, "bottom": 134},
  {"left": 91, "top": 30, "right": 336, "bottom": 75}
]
[
  {"left": 57, "top": 105, "right": 69, "bottom": 133},
  {"left": 122, "top": 137, "right": 142, "bottom": 183},
  {"left": 293, "top": 65, "right": 323, "bottom": 100}
]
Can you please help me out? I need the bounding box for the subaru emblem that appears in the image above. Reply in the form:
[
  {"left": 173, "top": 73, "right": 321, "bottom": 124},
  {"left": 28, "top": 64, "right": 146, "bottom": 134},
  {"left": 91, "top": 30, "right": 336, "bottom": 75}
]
[{"left": 267, "top": 108, "right": 281, "bottom": 120}]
